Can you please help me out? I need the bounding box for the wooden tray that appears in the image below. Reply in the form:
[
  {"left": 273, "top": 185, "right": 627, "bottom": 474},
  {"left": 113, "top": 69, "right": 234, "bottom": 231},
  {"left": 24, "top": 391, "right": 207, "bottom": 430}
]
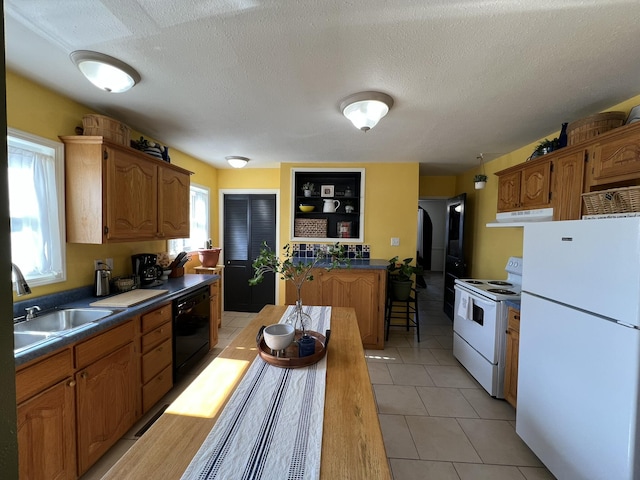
[{"left": 256, "top": 327, "right": 330, "bottom": 368}]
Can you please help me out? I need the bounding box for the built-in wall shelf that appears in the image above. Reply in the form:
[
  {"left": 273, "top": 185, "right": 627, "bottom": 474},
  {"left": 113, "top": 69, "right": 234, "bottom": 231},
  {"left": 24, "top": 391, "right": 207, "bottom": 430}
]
[{"left": 292, "top": 168, "right": 365, "bottom": 242}]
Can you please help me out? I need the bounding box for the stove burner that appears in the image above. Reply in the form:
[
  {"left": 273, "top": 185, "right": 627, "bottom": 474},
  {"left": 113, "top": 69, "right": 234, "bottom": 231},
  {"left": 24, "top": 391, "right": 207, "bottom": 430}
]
[
  {"left": 487, "top": 288, "right": 516, "bottom": 295},
  {"left": 465, "top": 280, "right": 484, "bottom": 284},
  {"left": 488, "top": 281, "right": 512, "bottom": 286}
]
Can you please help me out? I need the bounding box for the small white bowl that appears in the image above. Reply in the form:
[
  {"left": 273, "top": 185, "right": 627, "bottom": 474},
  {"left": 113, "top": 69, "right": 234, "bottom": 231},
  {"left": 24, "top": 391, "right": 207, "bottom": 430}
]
[{"left": 263, "top": 323, "right": 295, "bottom": 351}]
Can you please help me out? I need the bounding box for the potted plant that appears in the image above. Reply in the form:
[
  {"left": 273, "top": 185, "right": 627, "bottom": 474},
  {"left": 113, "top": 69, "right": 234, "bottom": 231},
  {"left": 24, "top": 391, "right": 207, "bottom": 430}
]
[
  {"left": 302, "top": 182, "right": 315, "bottom": 197},
  {"left": 528, "top": 138, "right": 559, "bottom": 161},
  {"left": 388, "top": 256, "right": 420, "bottom": 300},
  {"left": 249, "top": 242, "right": 350, "bottom": 334},
  {"left": 474, "top": 174, "right": 488, "bottom": 190},
  {"left": 344, "top": 200, "right": 355, "bottom": 213}
]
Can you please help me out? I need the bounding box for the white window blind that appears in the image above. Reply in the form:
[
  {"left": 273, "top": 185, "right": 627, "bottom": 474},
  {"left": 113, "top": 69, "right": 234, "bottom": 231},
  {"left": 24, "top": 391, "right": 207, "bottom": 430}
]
[
  {"left": 168, "top": 183, "right": 210, "bottom": 255},
  {"left": 8, "top": 128, "right": 66, "bottom": 288}
]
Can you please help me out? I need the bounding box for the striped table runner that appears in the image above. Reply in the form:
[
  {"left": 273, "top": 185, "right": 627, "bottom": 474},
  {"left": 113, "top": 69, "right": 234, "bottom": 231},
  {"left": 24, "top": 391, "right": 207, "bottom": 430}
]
[{"left": 180, "top": 305, "right": 332, "bottom": 480}]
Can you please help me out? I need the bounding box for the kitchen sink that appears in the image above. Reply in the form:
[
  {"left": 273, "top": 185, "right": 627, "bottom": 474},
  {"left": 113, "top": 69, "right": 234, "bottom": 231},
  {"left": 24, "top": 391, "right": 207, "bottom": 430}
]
[
  {"left": 14, "top": 331, "right": 54, "bottom": 351},
  {"left": 14, "top": 308, "right": 115, "bottom": 333}
]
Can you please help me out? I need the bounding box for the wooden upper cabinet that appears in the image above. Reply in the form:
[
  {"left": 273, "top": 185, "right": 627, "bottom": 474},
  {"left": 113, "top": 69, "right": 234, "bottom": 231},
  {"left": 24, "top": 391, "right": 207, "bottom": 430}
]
[
  {"left": 61, "top": 136, "right": 191, "bottom": 243},
  {"left": 496, "top": 159, "right": 551, "bottom": 212},
  {"left": 590, "top": 122, "right": 640, "bottom": 185},
  {"left": 552, "top": 149, "right": 587, "bottom": 220}
]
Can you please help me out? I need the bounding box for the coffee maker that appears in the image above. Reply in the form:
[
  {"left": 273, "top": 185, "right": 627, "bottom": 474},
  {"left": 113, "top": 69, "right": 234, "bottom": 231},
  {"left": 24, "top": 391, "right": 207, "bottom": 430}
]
[{"left": 131, "top": 253, "right": 161, "bottom": 287}]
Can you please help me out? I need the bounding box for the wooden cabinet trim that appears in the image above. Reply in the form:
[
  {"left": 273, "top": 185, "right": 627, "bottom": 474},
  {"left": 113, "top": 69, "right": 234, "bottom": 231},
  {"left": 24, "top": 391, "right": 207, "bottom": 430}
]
[
  {"left": 75, "top": 320, "right": 135, "bottom": 369},
  {"left": 16, "top": 348, "right": 73, "bottom": 404},
  {"left": 141, "top": 303, "right": 172, "bottom": 333}
]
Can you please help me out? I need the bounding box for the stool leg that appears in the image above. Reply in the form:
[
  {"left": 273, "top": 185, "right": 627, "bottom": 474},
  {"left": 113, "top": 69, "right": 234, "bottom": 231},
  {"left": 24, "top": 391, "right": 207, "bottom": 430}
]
[{"left": 415, "top": 295, "right": 420, "bottom": 343}]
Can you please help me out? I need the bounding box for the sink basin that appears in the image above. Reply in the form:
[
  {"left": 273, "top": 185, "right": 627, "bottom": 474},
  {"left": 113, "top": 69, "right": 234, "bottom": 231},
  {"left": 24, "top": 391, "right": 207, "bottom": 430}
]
[
  {"left": 14, "top": 331, "right": 54, "bottom": 351},
  {"left": 14, "top": 308, "right": 114, "bottom": 333}
]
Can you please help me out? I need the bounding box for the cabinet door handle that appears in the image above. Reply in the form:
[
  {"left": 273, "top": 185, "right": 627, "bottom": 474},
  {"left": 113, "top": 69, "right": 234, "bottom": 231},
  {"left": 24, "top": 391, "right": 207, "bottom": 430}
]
[
  {"left": 68, "top": 380, "right": 76, "bottom": 388},
  {"left": 505, "top": 330, "right": 510, "bottom": 335},
  {"left": 514, "top": 315, "right": 520, "bottom": 320},
  {"left": 80, "top": 371, "right": 88, "bottom": 379}
]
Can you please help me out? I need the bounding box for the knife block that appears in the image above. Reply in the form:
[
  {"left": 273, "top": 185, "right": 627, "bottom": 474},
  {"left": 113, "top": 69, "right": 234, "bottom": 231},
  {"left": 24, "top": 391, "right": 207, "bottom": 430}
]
[{"left": 169, "top": 266, "right": 184, "bottom": 278}]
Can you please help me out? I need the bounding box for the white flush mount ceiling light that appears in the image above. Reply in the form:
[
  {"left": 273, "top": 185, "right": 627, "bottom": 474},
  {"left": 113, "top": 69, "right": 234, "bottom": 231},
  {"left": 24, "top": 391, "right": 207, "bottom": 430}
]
[
  {"left": 340, "top": 91, "right": 394, "bottom": 132},
  {"left": 226, "top": 156, "right": 250, "bottom": 168},
  {"left": 70, "top": 50, "right": 141, "bottom": 93}
]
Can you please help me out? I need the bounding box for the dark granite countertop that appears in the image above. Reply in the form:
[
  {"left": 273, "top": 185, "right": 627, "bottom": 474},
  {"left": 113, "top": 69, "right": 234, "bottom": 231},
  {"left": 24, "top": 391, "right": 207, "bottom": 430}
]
[
  {"left": 13, "top": 274, "right": 219, "bottom": 367},
  {"left": 292, "top": 258, "right": 388, "bottom": 269}
]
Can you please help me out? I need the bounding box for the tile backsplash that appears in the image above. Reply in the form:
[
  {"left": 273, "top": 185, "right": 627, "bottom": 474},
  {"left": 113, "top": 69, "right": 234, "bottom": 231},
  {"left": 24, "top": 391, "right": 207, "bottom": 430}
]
[{"left": 292, "top": 243, "right": 370, "bottom": 259}]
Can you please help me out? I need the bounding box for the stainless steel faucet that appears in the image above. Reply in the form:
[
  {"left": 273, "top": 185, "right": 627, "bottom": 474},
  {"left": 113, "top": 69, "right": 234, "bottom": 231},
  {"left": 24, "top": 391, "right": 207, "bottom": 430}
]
[
  {"left": 11, "top": 263, "right": 32, "bottom": 296},
  {"left": 25, "top": 306, "right": 40, "bottom": 320}
]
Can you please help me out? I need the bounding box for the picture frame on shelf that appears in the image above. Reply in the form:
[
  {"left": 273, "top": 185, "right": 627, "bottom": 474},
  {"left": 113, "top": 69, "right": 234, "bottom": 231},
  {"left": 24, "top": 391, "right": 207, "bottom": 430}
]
[{"left": 321, "top": 185, "right": 335, "bottom": 197}]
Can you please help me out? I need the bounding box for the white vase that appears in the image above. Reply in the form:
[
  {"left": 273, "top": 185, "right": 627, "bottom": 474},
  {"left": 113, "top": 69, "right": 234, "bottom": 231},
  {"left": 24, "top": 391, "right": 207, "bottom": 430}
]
[
  {"left": 304, "top": 190, "right": 312, "bottom": 197},
  {"left": 475, "top": 181, "right": 486, "bottom": 190}
]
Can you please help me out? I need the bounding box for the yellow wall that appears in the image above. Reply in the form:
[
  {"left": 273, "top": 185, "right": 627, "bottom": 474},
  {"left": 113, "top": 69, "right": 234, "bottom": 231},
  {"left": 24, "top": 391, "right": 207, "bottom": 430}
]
[
  {"left": 419, "top": 176, "right": 457, "bottom": 198},
  {"left": 454, "top": 93, "right": 640, "bottom": 279},
  {"left": 7, "top": 71, "right": 219, "bottom": 298}
]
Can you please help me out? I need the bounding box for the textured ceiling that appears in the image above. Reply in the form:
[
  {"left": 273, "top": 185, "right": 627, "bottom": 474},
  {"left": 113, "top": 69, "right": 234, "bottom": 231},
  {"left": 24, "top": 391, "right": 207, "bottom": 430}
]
[{"left": 5, "top": 0, "right": 640, "bottom": 175}]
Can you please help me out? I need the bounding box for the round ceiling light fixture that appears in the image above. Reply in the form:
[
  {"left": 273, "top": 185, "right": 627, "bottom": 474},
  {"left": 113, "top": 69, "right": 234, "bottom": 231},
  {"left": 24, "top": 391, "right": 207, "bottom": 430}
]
[
  {"left": 70, "top": 50, "right": 141, "bottom": 93},
  {"left": 226, "top": 156, "right": 250, "bottom": 168},
  {"left": 340, "top": 91, "right": 394, "bottom": 132}
]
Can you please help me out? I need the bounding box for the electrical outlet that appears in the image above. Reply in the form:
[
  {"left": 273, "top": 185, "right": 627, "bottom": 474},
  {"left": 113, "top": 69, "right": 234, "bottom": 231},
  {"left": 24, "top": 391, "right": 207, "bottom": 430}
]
[
  {"left": 391, "top": 237, "right": 400, "bottom": 246},
  {"left": 94, "top": 259, "right": 102, "bottom": 270},
  {"left": 105, "top": 258, "right": 114, "bottom": 270}
]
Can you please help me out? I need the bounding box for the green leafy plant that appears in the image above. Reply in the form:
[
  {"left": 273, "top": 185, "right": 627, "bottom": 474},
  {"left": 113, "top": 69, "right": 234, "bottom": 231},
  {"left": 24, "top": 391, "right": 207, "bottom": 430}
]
[
  {"left": 474, "top": 174, "right": 488, "bottom": 183},
  {"left": 387, "top": 256, "right": 420, "bottom": 282},
  {"left": 529, "top": 138, "right": 559, "bottom": 160},
  {"left": 249, "top": 242, "right": 350, "bottom": 295},
  {"left": 301, "top": 182, "right": 315, "bottom": 192}
]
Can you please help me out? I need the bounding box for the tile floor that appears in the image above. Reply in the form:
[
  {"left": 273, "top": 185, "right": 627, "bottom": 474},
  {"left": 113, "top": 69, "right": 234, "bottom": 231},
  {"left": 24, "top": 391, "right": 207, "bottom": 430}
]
[{"left": 81, "top": 273, "right": 555, "bottom": 480}]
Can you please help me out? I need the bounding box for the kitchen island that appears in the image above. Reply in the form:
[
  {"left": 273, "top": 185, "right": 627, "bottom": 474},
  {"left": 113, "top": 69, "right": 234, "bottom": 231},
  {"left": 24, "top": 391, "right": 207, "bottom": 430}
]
[{"left": 102, "top": 305, "right": 391, "bottom": 479}]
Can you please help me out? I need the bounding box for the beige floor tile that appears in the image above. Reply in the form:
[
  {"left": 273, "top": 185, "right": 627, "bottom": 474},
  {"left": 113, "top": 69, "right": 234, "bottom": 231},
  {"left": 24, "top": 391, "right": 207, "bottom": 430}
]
[
  {"left": 79, "top": 438, "right": 136, "bottom": 479},
  {"left": 387, "top": 363, "right": 435, "bottom": 386},
  {"left": 373, "top": 385, "right": 428, "bottom": 415},
  {"left": 425, "top": 365, "right": 480, "bottom": 388},
  {"left": 390, "top": 458, "right": 460, "bottom": 480},
  {"left": 423, "top": 325, "right": 454, "bottom": 337},
  {"left": 430, "top": 348, "right": 458, "bottom": 365},
  {"left": 460, "top": 388, "right": 515, "bottom": 420},
  {"left": 218, "top": 326, "right": 242, "bottom": 338},
  {"left": 457, "top": 418, "right": 543, "bottom": 466},
  {"left": 416, "top": 387, "right": 479, "bottom": 418},
  {"left": 384, "top": 334, "right": 413, "bottom": 348},
  {"left": 408, "top": 335, "right": 441, "bottom": 349},
  {"left": 407, "top": 416, "right": 481, "bottom": 463},
  {"left": 365, "top": 347, "right": 404, "bottom": 363},
  {"left": 454, "top": 463, "right": 526, "bottom": 480},
  {"left": 378, "top": 414, "right": 419, "bottom": 459},
  {"left": 397, "top": 347, "right": 440, "bottom": 365},
  {"left": 435, "top": 335, "right": 453, "bottom": 349},
  {"left": 519, "top": 466, "right": 557, "bottom": 480},
  {"left": 367, "top": 362, "right": 393, "bottom": 384}
]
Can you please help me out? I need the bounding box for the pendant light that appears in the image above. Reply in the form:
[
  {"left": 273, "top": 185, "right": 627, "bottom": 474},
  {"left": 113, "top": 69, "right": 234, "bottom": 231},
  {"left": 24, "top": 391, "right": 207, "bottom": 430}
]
[
  {"left": 226, "top": 156, "right": 250, "bottom": 168},
  {"left": 70, "top": 50, "right": 140, "bottom": 93},
  {"left": 340, "top": 91, "right": 394, "bottom": 131}
]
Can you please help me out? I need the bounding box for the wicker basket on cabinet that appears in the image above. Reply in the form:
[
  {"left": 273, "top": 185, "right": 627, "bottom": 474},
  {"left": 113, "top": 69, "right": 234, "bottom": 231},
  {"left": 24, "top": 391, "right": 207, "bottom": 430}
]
[{"left": 582, "top": 186, "right": 640, "bottom": 215}]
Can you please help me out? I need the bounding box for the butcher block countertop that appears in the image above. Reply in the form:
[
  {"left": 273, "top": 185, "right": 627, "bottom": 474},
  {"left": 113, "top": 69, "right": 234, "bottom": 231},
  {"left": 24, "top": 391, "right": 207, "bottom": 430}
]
[{"left": 102, "top": 305, "right": 391, "bottom": 480}]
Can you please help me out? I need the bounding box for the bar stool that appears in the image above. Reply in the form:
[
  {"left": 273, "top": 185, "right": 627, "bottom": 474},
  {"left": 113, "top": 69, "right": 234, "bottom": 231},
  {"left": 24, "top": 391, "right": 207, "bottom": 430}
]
[{"left": 385, "top": 277, "right": 420, "bottom": 342}]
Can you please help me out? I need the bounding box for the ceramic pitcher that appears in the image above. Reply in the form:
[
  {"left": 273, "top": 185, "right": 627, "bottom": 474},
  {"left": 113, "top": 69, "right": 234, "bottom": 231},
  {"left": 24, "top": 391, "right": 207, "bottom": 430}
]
[{"left": 323, "top": 199, "right": 340, "bottom": 213}]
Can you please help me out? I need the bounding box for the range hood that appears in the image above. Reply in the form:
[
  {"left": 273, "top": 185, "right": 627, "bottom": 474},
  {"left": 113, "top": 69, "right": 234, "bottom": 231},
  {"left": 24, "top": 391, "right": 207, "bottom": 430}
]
[{"left": 487, "top": 208, "right": 554, "bottom": 228}]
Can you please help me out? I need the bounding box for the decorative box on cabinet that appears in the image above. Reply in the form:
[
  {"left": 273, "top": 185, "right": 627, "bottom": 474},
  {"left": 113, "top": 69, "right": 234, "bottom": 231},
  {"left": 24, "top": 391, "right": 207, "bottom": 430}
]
[
  {"left": 16, "top": 349, "right": 76, "bottom": 480},
  {"left": 140, "top": 303, "right": 173, "bottom": 414},
  {"left": 60, "top": 136, "right": 192, "bottom": 243},
  {"left": 285, "top": 268, "right": 386, "bottom": 349},
  {"left": 291, "top": 168, "right": 365, "bottom": 242},
  {"left": 504, "top": 307, "right": 520, "bottom": 408}
]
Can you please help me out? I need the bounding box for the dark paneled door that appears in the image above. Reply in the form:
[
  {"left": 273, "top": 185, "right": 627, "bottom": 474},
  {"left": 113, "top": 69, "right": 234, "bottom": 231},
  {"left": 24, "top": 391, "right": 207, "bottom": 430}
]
[
  {"left": 223, "top": 194, "right": 276, "bottom": 312},
  {"left": 443, "top": 193, "right": 467, "bottom": 320}
]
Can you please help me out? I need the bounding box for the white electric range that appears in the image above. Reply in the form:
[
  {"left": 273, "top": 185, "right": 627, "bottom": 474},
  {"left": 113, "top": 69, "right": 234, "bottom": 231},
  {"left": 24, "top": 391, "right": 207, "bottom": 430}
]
[{"left": 453, "top": 257, "right": 522, "bottom": 398}]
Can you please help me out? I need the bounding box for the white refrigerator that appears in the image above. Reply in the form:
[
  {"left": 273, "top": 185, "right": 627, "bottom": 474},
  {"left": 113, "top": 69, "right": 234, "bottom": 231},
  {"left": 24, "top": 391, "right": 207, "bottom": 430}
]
[{"left": 518, "top": 218, "right": 640, "bottom": 480}]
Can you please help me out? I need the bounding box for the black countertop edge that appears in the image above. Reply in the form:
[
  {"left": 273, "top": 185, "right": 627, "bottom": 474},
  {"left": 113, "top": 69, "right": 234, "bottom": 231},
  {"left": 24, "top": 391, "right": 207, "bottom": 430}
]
[
  {"left": 291, "top": 258, "right": 388, "bottom": 269},
  {"left": 14, "top": 274, "right": 219, "bottom": 367}
]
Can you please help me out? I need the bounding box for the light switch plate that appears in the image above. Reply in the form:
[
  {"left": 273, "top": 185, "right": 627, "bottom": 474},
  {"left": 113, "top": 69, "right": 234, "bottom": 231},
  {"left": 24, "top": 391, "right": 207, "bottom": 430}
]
[
  {"left": 94, "top": 259, "right": 102, "bottom": 270},
  {"left": 105, "top": 258, "right": 114, "bottom": 270},
  {"left": 391, "top": 237, "right": 400, "bottom": 246}
]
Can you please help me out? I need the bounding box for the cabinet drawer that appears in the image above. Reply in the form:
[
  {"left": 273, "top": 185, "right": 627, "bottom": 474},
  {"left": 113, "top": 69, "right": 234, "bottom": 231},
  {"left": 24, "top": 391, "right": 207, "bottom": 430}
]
[
  {"left": 141, "top": 303, "right": 172, "bottom": 333},
  {"left": 142, "top": 364, "right": 173, "bottom": 413},
  {"left": 142, "top": 338, "right": 172, "bottom": 384},
  {"left": 141, "top": 321, "right": 172, "bottom": 353},
  {"left": 75, "top": 320, "right": 135, "bottom": 369},
  {"left": 16, "top": 348, "right": 73, "bottom": 404}
]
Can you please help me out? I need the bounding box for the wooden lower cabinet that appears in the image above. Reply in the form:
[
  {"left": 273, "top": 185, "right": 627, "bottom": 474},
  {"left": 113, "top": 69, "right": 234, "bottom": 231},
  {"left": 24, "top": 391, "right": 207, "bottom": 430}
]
[
  {"left": 76, "top": 342, "right": 137, "bottom": 475},
  {"left": 504, "top": 307, "right": 520, "bottom": 408},
  {"left": 285, "top": 268, "right": 386, "bottom": 349},
  {"left": 16, "top": 349, "right": 76, "bottom": 480},
  {"left": 140, "top": 304, "right": 173, "bottom": 414}
]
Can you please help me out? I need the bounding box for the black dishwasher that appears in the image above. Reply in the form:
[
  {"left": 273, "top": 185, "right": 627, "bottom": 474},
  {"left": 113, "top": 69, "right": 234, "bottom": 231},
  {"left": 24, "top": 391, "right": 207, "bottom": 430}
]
[{"left": 172, "top": 287, "right": 210, "bottom": 382}]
